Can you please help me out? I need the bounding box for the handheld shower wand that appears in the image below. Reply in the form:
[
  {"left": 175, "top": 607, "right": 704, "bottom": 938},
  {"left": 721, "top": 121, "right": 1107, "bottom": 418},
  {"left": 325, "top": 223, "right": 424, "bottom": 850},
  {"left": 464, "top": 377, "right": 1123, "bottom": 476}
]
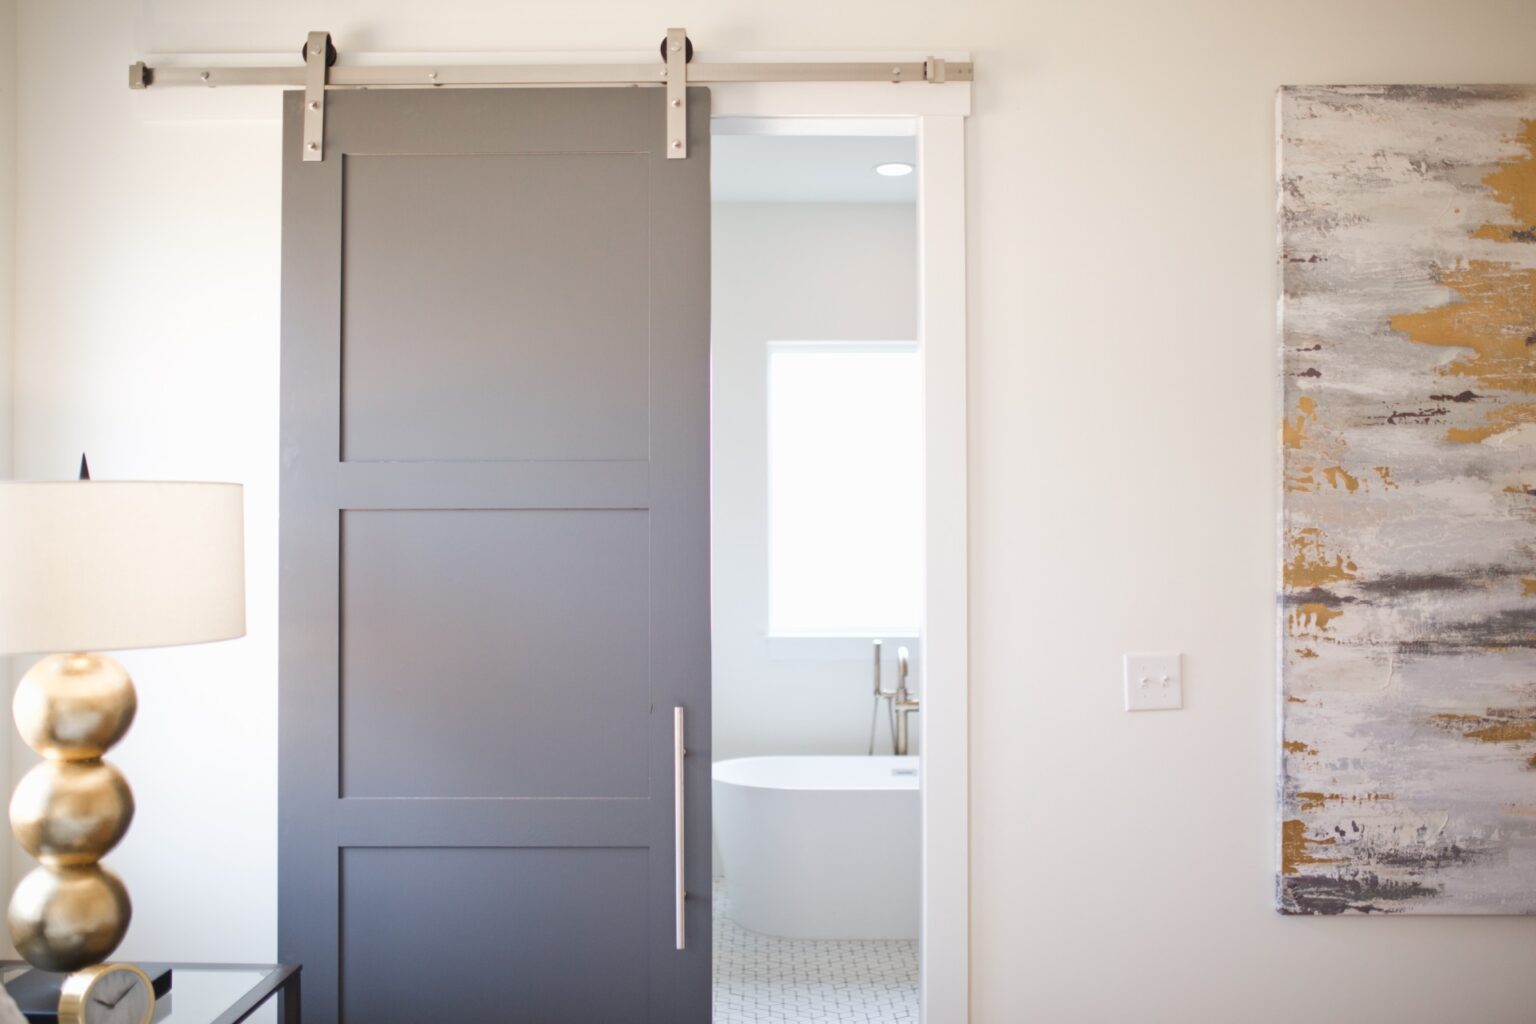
[
  {"left": 872, "top": 638, "right": 883, "bottom": 696},
  {"left": 868, "top": 639, "right": 884, "bottom": 755}
]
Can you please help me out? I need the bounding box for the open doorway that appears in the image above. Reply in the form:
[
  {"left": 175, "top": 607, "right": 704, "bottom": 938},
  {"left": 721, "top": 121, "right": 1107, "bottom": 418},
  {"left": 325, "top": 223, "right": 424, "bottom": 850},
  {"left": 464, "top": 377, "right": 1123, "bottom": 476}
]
[{"left": 710, "top": 123, "right": 922, "bottom": 1023}]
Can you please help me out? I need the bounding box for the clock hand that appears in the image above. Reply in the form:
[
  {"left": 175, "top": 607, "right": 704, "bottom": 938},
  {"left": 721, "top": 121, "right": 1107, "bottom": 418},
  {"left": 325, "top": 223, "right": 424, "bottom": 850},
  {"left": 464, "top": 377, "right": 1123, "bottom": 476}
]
[{"left": 92, "top": 988, "right": 127, "bottom": 1010}]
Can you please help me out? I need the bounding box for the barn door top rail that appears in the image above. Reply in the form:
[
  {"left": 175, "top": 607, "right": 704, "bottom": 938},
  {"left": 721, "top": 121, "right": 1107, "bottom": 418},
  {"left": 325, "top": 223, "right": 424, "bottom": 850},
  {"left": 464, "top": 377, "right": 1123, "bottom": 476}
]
[{"left": 127, "top": 29, "right": 974, "bottom": 163}]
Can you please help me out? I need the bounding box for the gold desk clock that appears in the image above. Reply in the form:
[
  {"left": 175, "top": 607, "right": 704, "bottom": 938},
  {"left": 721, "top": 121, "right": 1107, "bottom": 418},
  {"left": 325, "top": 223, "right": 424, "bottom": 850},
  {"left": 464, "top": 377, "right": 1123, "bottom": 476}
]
[
  {"left": 0, "top": 462, "right": 246, "bottom": 1022},
  {"left": 58, "top": 963, "right": 155, "bottom": 1024}
]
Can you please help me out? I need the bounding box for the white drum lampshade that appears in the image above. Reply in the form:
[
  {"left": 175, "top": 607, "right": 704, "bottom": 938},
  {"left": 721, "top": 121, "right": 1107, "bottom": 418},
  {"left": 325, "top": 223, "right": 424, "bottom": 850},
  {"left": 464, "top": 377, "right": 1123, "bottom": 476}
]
[
  {"left": 0, "top": 476, "right": 245, "bottom": 982},
  {"left": 0, "top": 481, "right": 245, "bottom": 655}
]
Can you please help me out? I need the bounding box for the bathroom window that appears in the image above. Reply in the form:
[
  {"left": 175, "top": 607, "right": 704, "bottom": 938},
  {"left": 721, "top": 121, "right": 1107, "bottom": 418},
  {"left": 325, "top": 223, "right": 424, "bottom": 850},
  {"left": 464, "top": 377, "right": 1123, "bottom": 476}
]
[{"left": 767, "top": 341, "right": 922, "bottom": 636}]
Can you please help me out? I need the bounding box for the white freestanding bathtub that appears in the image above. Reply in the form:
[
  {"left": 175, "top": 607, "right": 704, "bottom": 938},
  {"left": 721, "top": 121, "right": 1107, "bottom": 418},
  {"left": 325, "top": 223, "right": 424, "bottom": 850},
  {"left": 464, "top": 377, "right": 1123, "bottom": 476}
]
[{"left": 712, "top": 755, "right": 919, "bottom": 940}]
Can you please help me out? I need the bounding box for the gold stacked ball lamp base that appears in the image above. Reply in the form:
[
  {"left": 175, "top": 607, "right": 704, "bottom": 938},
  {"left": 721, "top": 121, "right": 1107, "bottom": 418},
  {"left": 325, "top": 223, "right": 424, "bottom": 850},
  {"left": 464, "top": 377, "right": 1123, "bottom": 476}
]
[{"left": 8, "top": 652, "right": 137, "bottom": 973}]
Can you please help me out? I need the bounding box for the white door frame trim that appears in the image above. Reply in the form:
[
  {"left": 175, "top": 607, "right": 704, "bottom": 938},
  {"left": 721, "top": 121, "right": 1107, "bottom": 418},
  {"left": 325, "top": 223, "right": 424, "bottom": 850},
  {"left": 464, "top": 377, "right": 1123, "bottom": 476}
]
[{"left": 712, "top": 79, "right": 971, "bottom": 1024}]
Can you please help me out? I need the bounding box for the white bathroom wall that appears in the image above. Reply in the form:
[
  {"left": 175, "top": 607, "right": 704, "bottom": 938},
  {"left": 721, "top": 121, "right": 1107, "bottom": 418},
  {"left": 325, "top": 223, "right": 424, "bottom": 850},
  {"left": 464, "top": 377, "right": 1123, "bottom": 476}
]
[
  {"left": 712, "top": 202, "right": 919, "bottom": 763},
  {"left": 11, "top": 0, "right": 1536, "bottom": 1020}
]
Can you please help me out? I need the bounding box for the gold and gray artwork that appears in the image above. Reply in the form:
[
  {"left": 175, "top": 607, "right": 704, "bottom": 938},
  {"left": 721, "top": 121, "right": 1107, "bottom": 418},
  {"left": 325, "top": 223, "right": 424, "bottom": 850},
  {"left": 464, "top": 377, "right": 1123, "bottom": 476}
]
[{"left": 1280, "top": 85, "right": 1536, "bottom": 914}]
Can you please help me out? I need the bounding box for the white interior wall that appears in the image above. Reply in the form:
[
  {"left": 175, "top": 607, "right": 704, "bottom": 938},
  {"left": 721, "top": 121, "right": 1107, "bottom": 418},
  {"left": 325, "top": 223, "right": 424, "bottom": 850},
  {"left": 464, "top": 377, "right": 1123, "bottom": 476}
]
[
  {"left": 0, "top": 0, "right": 12, "bottom": 478},
  {"left": 10, "top": 0, "right": 280, "bottom": 963},
  {"left": 712, "top": 202, "right": 919, "bottom": 765},
  {"left": 8, "top": 0, "right": 1536, "bottom": 1020},
  {"left": 0, "top": 0, "right": 15, "bottom": 938}
]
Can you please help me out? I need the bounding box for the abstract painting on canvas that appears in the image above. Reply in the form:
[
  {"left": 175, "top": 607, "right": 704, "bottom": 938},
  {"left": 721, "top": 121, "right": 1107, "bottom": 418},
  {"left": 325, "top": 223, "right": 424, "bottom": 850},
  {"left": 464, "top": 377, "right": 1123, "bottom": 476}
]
[{"left": 1280, "top": 85, "right": 1536, "bottom": 914}]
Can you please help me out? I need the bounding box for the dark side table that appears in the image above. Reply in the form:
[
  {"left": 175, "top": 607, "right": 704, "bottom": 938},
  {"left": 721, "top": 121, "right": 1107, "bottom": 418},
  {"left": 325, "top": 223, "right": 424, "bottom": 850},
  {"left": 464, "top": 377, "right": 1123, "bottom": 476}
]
[{"left": 1, "top": 962, "right": 300, "bottom": 1024}]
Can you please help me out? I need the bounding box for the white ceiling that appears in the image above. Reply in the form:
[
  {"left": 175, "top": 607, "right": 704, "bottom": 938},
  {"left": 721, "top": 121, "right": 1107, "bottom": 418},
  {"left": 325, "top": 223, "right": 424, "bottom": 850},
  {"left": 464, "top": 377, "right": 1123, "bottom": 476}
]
[{"left": 711, "top": 134, "right": 918, "bottom": 204}]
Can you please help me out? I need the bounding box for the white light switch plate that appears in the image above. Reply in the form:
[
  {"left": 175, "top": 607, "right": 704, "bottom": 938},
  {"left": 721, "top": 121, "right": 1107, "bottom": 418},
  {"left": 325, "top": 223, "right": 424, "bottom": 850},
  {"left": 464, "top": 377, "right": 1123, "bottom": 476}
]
[{"left": 1124, "top": 653, "right": 1182, "bottom": 711}]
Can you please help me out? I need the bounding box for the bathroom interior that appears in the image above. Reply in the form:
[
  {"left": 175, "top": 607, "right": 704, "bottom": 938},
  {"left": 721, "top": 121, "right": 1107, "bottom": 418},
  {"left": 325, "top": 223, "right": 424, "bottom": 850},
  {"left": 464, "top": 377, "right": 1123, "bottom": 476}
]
[{"left": 709, "top": 122, "right": 923, "bottom": 1024}]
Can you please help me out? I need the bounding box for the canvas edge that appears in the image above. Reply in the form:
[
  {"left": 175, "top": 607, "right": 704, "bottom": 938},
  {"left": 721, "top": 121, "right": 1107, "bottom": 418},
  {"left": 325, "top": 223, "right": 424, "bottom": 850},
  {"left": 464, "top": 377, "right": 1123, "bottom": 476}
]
[{"left": 1273, "top": 84, "right": 1302, "bottom": 916}]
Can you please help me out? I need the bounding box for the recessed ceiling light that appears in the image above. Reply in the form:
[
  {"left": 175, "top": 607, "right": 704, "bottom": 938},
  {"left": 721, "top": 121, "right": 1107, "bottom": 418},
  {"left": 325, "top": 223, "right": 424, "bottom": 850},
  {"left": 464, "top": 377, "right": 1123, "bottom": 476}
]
[{"left": 874, "top": 162, "right": 914, "bottom": 177}]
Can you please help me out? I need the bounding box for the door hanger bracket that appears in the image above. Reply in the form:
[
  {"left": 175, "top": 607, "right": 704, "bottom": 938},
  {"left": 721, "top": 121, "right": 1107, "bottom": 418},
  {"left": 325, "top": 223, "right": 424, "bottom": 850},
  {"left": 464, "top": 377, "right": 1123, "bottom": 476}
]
[
  {"left": 661, "top": 29, "right": 692, "bottom": 160},
  {"left": 301, "top": 31, "right": 336, "bottom": 162}
]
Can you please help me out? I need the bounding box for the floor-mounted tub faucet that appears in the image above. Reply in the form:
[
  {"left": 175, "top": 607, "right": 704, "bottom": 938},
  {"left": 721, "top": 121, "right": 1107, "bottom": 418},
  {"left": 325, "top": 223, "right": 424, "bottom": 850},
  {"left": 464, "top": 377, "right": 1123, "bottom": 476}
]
[
  {"left": 868, "top": 640, "right": 920, "bottom": 756},
  {"left": 894, "top": 646, "right": 919, "bottom": 757}
]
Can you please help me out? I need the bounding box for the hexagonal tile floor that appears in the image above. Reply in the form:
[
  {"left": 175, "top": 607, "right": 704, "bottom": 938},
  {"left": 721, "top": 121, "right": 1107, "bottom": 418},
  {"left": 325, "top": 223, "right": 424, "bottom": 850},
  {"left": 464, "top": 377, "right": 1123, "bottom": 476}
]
[{"left": 713, "top": 878, "right": 919, "bottom": 1023}]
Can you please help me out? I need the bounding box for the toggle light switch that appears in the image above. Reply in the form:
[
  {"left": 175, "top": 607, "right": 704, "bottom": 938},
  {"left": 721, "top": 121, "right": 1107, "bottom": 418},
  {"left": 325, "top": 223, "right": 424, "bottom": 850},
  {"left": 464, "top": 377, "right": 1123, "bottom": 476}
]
[{"left": 1124, "top": 653, "right": 1182, "bottom": 711}]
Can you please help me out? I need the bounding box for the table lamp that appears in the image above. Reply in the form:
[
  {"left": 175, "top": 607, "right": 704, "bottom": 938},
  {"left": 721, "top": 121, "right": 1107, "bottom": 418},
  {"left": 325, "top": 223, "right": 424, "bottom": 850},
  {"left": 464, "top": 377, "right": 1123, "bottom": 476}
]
[{"left": 0, "top": 461, "right": 244, "bottom": 978}]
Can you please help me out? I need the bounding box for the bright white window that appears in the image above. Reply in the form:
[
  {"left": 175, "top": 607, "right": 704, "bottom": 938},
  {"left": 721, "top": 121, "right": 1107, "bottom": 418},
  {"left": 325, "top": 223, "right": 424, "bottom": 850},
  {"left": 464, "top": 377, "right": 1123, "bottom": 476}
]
[{"left": 767, "top": 342, "right": 922, "bottom": 636}]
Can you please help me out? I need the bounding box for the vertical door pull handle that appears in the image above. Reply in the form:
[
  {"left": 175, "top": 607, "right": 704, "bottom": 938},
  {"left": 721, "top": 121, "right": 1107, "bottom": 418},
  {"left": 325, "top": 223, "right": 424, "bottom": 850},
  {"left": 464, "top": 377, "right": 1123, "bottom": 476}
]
[{"left": 674, "top": 705, "right": 686, "bottom": 950}]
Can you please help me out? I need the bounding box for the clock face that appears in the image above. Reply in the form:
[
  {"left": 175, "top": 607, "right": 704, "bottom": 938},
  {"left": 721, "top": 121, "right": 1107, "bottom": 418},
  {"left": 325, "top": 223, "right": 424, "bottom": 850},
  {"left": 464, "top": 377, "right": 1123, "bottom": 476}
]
[{"left": 59, "top": 964, "right": 155, "bottom": 1024}]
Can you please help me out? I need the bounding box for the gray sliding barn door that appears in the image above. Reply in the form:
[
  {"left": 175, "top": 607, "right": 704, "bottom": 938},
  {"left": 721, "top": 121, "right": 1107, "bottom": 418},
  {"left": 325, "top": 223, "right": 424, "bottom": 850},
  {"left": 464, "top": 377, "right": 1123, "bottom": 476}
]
[{"left": 278, "top": 87, "right": 711, "bottom": 1024}]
